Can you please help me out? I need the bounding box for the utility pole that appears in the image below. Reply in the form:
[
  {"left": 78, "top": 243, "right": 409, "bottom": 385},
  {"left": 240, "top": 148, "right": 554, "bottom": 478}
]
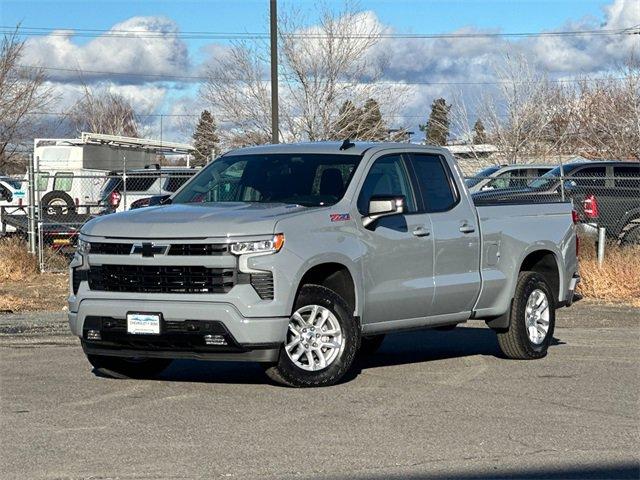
[{"left": 270, "top": 0, "right": 279, "bottom": 143}]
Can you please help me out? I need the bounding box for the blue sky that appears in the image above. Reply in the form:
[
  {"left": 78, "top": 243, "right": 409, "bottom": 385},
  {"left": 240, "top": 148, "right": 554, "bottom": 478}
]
[{"left": 1, "top": 0, "right": 636, "bottom": 141}]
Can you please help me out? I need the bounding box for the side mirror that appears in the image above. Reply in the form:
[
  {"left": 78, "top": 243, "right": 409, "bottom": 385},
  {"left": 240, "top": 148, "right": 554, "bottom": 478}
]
[
  {"left": 362, "top": 196, "right": 405, "bottom": 228},
  {"left": 564, "top": 179, "right": 577, "bottom": 190}
]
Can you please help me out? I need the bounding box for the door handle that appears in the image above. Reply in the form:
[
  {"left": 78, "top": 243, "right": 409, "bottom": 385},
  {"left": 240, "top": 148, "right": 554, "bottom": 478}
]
[
  {"left": 412, "top": 227, "right": 430, "bottom": 237},
  {"left": 459, "top": 223, "right": 475, "bottom": 234}
]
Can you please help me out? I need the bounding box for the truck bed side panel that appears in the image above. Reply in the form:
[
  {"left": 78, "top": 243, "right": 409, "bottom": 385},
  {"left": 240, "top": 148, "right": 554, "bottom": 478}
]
[{"left": 473, "top": 202, "right": 577, "bottom": 318}]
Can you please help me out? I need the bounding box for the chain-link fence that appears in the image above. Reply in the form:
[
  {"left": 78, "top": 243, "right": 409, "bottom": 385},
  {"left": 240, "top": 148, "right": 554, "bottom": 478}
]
[
  {"left": 2, "top": 157, "right": 639, "bottom": 273},
  {"left": 465, "top": 166, "right": 640, "bottom": 246},
  {"left": 1, "top": 155, "right": 198, "bottom": 272}
]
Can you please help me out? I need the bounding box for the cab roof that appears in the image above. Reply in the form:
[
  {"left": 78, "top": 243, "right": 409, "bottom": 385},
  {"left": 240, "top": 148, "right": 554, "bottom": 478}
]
[{"left": 224, "top": 141, "right": 449, "bottom": 157}]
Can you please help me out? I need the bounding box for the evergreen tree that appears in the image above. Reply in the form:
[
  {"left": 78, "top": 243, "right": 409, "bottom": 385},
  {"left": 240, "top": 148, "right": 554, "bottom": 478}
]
[
  {"left": 473, "top": 118, "right": 487, "bottom": 144},
  {"left": 333, "top": 100, "right": 359, "bottom": 139},
  {"left": 358, "top": 98, "right": 387, "bottom": 141},
  {"left": 420, "top": 98, "right": 450, "bottom": 146},
  {"left": 192, "top": 110, "right": 220, "bottom": 164}
]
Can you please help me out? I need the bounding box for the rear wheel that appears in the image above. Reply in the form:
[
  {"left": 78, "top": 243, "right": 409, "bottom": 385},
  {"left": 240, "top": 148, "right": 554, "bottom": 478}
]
[
  {"left": 621, "top": 224, "right": 640, "bottom": 246},
  {"left": 263, "top": 284, "right": 359, "bottom": 387},
  {"left": 497, "top": 272, "right": 555, "bottom": 360},
  {"left": 86, "top": 354, "right": 172, "bottom": 379}
]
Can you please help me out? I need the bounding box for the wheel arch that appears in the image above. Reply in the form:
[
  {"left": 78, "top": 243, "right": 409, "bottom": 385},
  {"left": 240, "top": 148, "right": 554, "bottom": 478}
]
[
  {"left": 518, "top": 249, "right": 562, "bottom": 304},
  {"left": 293, "top": 261, "right": 359, "bottom": 318}
]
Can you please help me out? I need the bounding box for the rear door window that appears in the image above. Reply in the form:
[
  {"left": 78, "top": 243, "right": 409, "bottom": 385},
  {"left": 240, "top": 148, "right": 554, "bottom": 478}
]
[
  {"left": 37, "top": 172, "right": 50, "bottom": 191},
  {"left": 125, "top": 175, "right": 158, "bottom": 192},
  {"left": 53, "top": 172, "right": 73, "bottom": 192},
  {"left": 164, "top": 175, "right": 192, "bottom": 192},
  {"left": 409, "top": 154, "right": 458, "bottom": 212},
  {"left": 614, "top": 165, "right": 640, "bottom": 189},
  {"left": 571, "top": 167, "right": 606, "bottom": 187}
]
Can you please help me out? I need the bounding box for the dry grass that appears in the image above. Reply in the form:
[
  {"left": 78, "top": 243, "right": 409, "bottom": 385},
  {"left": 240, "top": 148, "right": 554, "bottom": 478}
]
[
  {"left": 0, "top": 237, "right": 68, "bottom": 313},
  {"left": 0, "top": 236, "right": 39, "bottom": 281},
  {"left": 577, "top": 238, "right": 640, "bottom": 307}
]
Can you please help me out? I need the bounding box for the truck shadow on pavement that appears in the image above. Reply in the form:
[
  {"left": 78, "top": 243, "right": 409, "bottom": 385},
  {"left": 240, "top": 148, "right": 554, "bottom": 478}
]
[{"left": 104, "top": 326, "right": 563, "bottom": 385}]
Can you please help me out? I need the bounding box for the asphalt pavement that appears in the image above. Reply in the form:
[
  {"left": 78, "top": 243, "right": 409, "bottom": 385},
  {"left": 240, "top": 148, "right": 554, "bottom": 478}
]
[{"left": 1, "top": 301, "right": 638, "bottom": 479}]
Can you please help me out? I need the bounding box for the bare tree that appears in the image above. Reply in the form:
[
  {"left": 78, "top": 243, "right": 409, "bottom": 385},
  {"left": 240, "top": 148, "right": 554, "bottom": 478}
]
[
  {"left": 69, "top": 84, "right": 139, "bottom": 137},
  {"left": 572, "top": 60, "right": 640, "bottom": 159},
  {"left": 0, "top": 29, "right": 54, "bottom": 171},
  {"left": 201, "top": 3, "right": 407, "bottom": 147}
]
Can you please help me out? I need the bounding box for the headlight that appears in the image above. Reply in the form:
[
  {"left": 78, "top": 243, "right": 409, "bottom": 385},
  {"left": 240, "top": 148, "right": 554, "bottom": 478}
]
[
  {"left": 77, "top": 238, "right": 91, "bottom": 255},
  {"left": 230, "top": 234, "right": 285, "bottom": 256}
]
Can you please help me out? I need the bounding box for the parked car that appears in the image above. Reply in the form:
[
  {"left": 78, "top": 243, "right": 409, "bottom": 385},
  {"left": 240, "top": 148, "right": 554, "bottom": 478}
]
[
  {"left": 466, "top": 164, "right": 554, "bottom": 192},
  {"left": 69, "top": 141, "right": 579, "bottom": 387},
  {"left": 98, "top": 167, "right": 197, "bottom": 213},
  {"left": 0, "top": 176, "right": 27, "bottom": 234},
  {"left": 475, "top": 160, "right": 640, "bottom": 244}
]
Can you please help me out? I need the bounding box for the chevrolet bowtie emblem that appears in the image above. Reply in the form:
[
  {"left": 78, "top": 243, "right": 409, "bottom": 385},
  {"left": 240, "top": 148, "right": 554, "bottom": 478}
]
[{"left": 131, "top": 243, "right": 168, "bottom": 257}]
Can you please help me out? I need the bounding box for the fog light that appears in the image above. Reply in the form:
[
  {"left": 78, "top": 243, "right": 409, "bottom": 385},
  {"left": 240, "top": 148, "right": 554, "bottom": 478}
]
[
  {"left": 87, "top": 330, "right": 101, "bottom": 341},
  {"left": 204, "top": 334, "right": 226, "bottom": 346}
]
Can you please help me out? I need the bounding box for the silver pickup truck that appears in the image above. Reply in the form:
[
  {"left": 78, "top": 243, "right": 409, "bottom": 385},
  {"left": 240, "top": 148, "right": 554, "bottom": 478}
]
[{"left": 69, "top": 142, "right": 580, "bottom": 387}]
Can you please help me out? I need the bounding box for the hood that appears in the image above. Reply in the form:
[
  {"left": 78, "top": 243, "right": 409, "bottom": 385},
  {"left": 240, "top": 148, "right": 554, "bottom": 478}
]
[{"left": 82, "top": 202, "right": 307, "bottom": 239}]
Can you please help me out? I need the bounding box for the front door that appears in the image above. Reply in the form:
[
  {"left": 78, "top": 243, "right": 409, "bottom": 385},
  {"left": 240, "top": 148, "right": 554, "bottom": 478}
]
[{"left": 358, "top": 153, "right": 435, "bottom": 325}]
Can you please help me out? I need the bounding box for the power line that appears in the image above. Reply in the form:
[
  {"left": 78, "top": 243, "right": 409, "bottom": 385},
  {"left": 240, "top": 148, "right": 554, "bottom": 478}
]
[
  {"left": 17, "top": 64, "right": 628, "bottom": 86},
  {"left": 2, "top": 24, "right": 636, "bottom": 40}
]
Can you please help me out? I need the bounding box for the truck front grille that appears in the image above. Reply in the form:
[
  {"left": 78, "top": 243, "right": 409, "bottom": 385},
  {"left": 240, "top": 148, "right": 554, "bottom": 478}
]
[
  {"left": 89, "top": 242, "right": 230, "bottom": 256},
  {"left": 88, "top": 265, "right": 236, "bottom": 294}
]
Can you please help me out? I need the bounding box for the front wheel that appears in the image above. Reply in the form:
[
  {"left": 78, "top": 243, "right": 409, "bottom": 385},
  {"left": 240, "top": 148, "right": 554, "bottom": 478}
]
[
  {"left": 263, "top": 284, "right": 359, "bottom": 387},
  {"left": 86, "top": 354, "right": 172, "bottom": 379},
  {"left": 497, "top": 272, "right": 556, "bottom": 360}
]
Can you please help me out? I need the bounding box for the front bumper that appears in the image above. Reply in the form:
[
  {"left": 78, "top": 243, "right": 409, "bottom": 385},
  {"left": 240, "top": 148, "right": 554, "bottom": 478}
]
[{"left": 69, "top": 299, "right": 288, "bottom": 362}]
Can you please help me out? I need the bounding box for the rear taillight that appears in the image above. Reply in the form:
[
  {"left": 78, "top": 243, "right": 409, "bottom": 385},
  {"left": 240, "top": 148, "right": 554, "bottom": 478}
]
[
  {"left": 583, "top": 195, "right": 599, "bottom": 219},
  {"left": 108, "top": 190, "right": 122, "bottom": 208},
  {"left": 576, "top": 235, "right": 580, "bottom": 257},
  {"left": 572, "top": 210, "right": 579, "bottom": 224}
]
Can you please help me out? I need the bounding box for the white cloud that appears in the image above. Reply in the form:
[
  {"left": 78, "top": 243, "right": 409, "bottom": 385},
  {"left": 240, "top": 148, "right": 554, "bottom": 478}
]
[{"left": 23, "top": 16, "right": 190, "bottom": 84}]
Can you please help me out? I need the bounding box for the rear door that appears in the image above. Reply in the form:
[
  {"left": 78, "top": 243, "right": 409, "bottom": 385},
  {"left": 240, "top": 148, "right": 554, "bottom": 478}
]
[{"left": 408, "top": 153, "right": 481, "bottom": 316}]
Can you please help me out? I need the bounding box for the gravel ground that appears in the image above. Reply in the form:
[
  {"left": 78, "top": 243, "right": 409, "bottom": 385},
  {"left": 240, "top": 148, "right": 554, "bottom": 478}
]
[{"left": 0, "top": 300, "right": 638, "bottom": 480}]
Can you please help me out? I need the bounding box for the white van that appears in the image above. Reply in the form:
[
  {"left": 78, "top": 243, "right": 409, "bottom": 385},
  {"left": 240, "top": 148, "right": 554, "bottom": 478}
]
[{"left": 33, "top": 133, "right": 194, "bottom": 214}]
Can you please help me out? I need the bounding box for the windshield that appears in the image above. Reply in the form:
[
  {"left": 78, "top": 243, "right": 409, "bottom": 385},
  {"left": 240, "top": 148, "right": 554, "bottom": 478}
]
[
  {"left": 0, "top": 177, "right": 23, "bottom": 190},
  {"left": 527, "top": 166, "right": 563, "bottom": 190},
  {"left": 172, "top": 153, "right": 362, "bottom": 207},
  {"left": 465, "top": 165, "right": 501, "bottom": 187}
]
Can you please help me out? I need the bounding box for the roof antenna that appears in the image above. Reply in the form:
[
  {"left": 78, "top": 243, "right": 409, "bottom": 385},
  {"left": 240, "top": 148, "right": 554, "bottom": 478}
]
[{"left": 339, "top": 138, "right": 355, "bottom": 150}]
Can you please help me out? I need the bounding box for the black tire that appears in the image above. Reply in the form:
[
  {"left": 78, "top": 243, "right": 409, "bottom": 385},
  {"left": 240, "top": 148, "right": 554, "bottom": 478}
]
[
  {"left": 86, "top": 354, "right": 172, "bottom": 379},
  {"left": 621, "top": 225, "right": 640, "bottom": 246},
  {"left": 497, "top": 272, "right": 555, "bottom": 360},
  {"left": 41, "top": 190, "right": 75, "bottom": 215},
  {"left": 359, "top": 334, "right": 385, "bottom": 356},
  {"left": 263, "top": 284, "right": 360, "bottom": 387}
]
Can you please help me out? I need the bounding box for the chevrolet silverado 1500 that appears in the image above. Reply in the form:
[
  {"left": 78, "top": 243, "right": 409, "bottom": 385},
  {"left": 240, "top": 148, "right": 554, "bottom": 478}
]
[{"left": 69, "top": 142, "right": 579, "bottom": 387}]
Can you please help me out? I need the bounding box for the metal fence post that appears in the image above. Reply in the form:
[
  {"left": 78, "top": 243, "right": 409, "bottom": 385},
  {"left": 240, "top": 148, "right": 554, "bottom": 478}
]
[
  {"left": 123, "top": 153, "right": 127, "bottom": 210},
  {"left": 597, "top": 227, "right": 606, "bottom": 267},
  {"left": 559, "top": 156, "right": 565, "bottom": 202},
  {"left": 27, "top": 153, "right": 37, "bottom": 254},
  {"left": 35, "top": 155, "right": 45, "bottom": 271}
]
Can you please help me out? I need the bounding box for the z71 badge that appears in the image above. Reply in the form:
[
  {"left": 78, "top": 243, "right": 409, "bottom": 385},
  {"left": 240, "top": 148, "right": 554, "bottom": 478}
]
[{"left": 330, "top": 213, "right": 351, "bottom": 222}]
